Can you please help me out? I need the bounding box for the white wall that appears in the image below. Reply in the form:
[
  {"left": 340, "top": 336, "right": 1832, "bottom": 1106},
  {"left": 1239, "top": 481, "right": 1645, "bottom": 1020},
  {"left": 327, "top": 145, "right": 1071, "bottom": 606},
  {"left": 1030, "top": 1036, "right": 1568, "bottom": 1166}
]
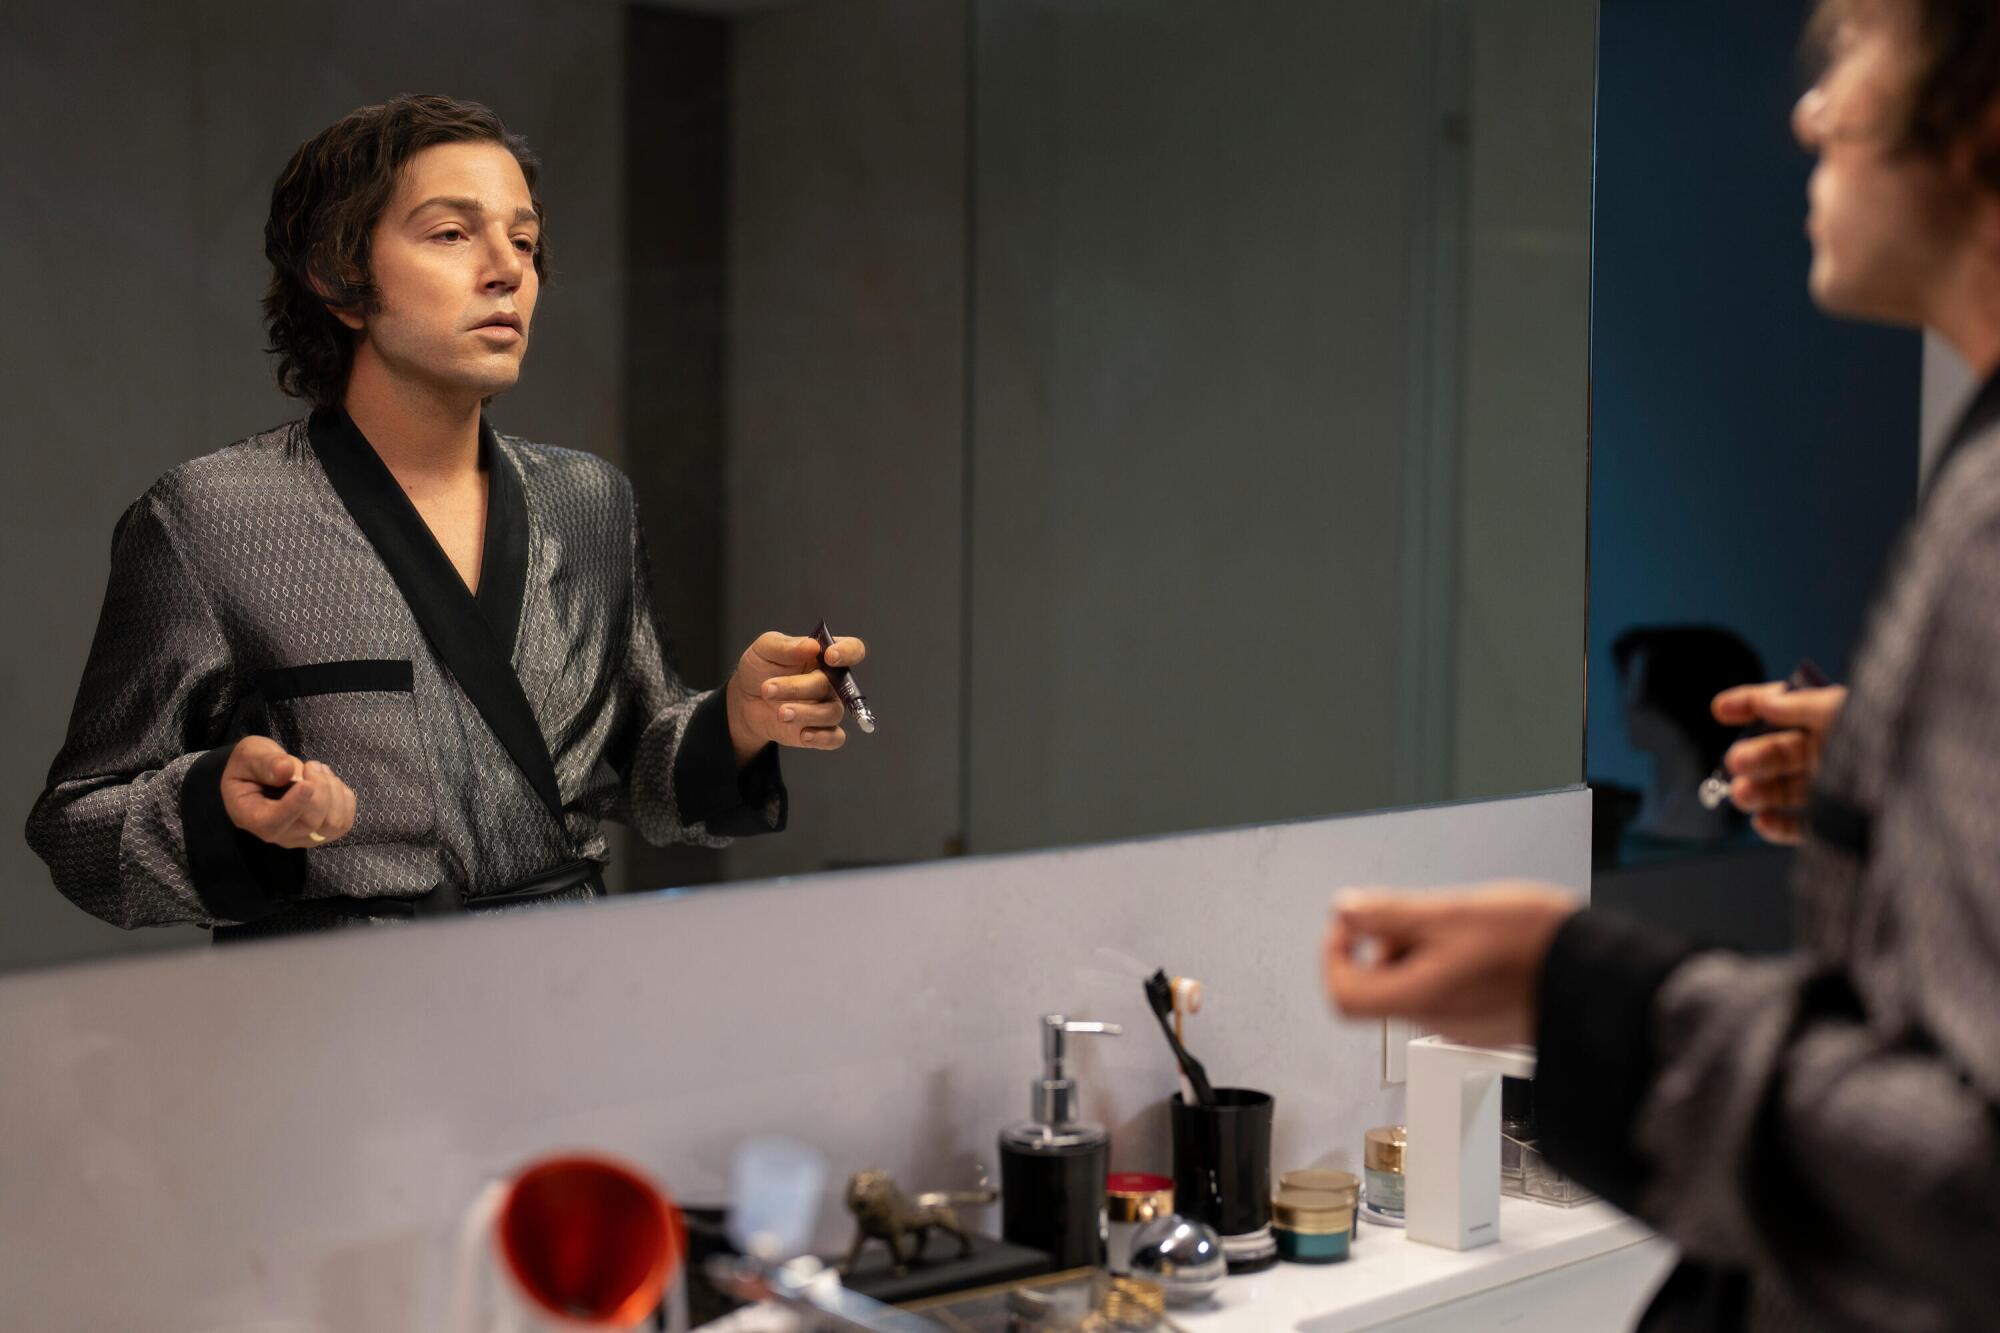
[
  {"left": 2, "top": 0, "right": 625, "bottom": 972},
  {"left": 0, "top": 787, "right": 1588, "bottom": 1332}
]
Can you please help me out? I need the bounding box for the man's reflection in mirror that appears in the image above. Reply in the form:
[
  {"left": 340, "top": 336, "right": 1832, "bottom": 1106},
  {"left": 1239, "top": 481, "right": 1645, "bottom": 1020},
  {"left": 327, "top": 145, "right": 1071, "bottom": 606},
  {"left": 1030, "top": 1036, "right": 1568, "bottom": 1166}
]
[
  {"left": 25, "top": 96, "right": 868, "bottom": 942},
  {"left": 1603, "top": 625, "right": 1764, "bottom": 863}
]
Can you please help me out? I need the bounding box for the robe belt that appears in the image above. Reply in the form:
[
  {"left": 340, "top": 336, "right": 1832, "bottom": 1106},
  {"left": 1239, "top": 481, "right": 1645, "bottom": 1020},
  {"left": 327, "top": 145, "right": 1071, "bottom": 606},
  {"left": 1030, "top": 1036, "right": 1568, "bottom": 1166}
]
[
  {"left": 212, "top": 857, "right": 604, "bottom": 942},
  {"left": 342, "top": 856, "right": 605, "bottom": 919}
]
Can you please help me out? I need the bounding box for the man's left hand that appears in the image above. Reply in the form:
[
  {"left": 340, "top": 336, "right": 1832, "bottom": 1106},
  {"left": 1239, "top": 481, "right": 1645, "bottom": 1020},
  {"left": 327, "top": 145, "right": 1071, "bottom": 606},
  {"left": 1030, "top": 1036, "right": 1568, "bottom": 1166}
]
[
  {"left": 725, "top": 631, "right": 870, "bottom": 765},
  {"left": 1322, "top": 883, "right": 1580, "bottom": 1047}
]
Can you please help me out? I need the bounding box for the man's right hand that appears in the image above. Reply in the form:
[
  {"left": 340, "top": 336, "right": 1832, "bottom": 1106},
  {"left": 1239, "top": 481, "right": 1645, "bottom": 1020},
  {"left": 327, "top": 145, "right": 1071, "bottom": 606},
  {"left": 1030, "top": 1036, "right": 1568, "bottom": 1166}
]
[
  {"left": 220, "top": 736, "right": 356, "bottom": 849},
  {"left": 1711, "top": 681, "right": 1848, "bottom": 844}
]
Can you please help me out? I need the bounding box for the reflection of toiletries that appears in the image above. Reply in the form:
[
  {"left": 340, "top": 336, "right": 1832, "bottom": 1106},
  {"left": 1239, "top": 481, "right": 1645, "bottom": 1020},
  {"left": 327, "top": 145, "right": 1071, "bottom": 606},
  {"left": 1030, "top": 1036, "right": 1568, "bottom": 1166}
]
[
  {"left": 1127, "top": 1215, "right": 1227, "bottom": 1306},
  {"left": 812, "top": 620, "right": 877, "bottom": 734},
  {"left": 1143, "top": 970, "right": 1216, "bottom": 1105},
  {"left": 1000, "top": 1015, "right": 1121, "bottom": 1270},
  {"left": 1271, "top": 1189, "right": 1354, "bottom": 1264},
  {"left": 1697, "top": 660, "right": 1829, "bottom": 810},
  {"left": 1105, "top": 1173, "right": 1174, "bottom": 1276},
  {"left": 1362, "top": 1126, "right": 1406, "bottom": 1225}
]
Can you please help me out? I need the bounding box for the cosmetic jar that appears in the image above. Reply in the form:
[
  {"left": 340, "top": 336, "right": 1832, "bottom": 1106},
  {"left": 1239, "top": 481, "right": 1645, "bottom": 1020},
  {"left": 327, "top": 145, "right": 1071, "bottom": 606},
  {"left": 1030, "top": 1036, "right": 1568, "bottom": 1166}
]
[
  {"left": 1276, "top": 1168, "right": 1359, "bottom": 1240},
  {"left": 1362, "top": 1126, "right": 1406, "bottom": 1223},
  {"left": 1126, "top": 1214, "right": 1227, "bottom": 1306},
  {"left": 1270, "top": 1189, "right": 1353, "bottom": 1264},
  {"left": 1105, "top": 1173, "right": 1174, "bottom": 1276}
]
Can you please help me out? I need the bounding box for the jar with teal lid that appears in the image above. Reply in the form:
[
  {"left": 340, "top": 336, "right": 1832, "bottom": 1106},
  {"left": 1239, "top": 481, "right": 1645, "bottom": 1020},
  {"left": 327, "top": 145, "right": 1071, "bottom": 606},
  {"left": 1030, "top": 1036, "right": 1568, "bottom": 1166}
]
[{"left": 1271, "top": 1188, "right": 1353, "bottom": 1263}]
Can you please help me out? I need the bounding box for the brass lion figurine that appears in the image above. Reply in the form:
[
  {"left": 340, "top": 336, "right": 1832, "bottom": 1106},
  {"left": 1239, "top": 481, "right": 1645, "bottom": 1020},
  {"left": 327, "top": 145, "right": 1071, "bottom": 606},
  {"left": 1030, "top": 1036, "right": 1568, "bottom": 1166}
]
[{"left": 840, "top": 1169, "right": 997, "bottom": 1277}]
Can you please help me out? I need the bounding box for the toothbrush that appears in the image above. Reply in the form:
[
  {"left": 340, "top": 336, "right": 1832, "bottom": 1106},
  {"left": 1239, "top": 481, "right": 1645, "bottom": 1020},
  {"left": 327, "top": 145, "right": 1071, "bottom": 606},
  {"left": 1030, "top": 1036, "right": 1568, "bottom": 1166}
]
[{"left": 1144, "top": 969, "right": 1216, "bottom": 1106}]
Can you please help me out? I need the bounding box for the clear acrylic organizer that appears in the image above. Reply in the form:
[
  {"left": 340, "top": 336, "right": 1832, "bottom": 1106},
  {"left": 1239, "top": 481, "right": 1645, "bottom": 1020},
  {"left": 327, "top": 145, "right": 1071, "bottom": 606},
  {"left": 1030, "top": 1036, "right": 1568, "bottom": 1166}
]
[{"left": 1500, "top": 1134, "right": 1598, "bottom": 1208}]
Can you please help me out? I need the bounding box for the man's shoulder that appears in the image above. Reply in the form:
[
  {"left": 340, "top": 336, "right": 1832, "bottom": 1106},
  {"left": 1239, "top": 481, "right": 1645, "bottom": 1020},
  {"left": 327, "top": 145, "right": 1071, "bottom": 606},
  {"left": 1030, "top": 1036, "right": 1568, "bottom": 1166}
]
[
  {"left": 137, "top": 419, "right": 313, "bottom": 518},
  {"left": 1926, "top": 418, "right": 2000, "bottom": 548},
  {"left": 493, "top": 434, "right": 635, "bottom": 521}
]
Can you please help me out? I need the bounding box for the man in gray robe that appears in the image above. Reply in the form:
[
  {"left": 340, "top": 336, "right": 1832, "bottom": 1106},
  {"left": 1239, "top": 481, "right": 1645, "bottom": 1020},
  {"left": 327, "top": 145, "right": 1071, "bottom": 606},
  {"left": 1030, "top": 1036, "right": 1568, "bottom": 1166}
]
[
  {"left": 27, "top": 95, "right": 866, "bottom": 940},
  {"left": 1326, "top": 2, "right": 2000, "bottom": 1329}
]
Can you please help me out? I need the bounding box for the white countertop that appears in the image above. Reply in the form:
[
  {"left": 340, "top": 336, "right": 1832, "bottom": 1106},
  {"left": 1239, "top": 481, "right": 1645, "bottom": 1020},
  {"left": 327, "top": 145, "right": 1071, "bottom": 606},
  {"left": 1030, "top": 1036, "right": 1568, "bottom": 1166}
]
[{"left": 1172, "top": 1198, "right": 1657, "bottom": 1332}]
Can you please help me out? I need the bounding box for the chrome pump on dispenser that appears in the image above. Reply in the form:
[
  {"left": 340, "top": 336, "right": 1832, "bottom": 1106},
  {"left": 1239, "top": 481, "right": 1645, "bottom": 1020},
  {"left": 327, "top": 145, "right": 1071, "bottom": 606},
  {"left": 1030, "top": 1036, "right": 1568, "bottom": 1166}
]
[{"left": 999, "top": 1014, "right": 1122, "bottom": 1270}]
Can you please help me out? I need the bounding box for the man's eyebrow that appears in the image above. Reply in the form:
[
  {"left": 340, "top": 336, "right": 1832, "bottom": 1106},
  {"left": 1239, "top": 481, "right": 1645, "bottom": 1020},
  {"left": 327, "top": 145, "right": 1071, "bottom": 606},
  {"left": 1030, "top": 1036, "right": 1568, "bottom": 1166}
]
[{"left": 404, "top": 196, "right": 542, "bottom": 228}]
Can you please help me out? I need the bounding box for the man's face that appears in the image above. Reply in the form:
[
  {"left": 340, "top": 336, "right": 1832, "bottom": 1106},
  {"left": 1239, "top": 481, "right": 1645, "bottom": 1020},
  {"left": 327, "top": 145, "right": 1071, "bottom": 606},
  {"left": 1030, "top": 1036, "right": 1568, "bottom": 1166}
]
[
  {"left": 337, "top": 140, "right": 542, "bottom": 402},
  {"left": 1793, "top": 7, "right": 1964, "bottom": 324}
]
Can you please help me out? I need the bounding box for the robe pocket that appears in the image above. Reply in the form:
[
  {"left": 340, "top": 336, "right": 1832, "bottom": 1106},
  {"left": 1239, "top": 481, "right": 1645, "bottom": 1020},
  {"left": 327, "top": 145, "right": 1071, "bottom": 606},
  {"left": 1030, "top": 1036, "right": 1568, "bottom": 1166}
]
[{"left": 255, "top": 659, "right": 437, "bottom": 849}]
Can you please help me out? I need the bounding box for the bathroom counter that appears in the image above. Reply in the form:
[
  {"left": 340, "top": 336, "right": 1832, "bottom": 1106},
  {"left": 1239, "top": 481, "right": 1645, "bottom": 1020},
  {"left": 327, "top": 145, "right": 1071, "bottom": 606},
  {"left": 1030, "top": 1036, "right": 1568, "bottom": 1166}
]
[{"left": 1171, "top": 1199, "right": 1673, "bottom": 1331}]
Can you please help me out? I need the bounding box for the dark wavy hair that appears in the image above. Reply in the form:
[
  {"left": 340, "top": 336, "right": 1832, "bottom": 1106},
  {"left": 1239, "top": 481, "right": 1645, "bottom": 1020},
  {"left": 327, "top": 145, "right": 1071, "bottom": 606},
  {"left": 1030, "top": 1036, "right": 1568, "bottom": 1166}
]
[
  {"left": 1810, "top": 0, "right": 2000, "bottom": 191},
  {"left": 262, "top": 94, "right": 550, "bottom": 410}
]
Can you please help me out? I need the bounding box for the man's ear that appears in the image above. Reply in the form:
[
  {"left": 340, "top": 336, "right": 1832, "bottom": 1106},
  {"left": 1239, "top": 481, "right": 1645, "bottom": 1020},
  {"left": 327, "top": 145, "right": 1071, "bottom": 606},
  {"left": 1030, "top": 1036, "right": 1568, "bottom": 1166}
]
[
  {"left": 1954, "top": 95, "right": 2000, "bottom": 254},
  {"left": 308, "top": 270, "right": 367, "bottom": 332}
]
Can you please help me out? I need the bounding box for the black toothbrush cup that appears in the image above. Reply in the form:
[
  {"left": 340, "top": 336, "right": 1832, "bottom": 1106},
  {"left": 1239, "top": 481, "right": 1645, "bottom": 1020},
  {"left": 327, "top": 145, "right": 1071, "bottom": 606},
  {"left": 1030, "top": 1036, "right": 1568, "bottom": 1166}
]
[{"left": 1171, "top": 1088, "right": 1275, "bottom": 1241}]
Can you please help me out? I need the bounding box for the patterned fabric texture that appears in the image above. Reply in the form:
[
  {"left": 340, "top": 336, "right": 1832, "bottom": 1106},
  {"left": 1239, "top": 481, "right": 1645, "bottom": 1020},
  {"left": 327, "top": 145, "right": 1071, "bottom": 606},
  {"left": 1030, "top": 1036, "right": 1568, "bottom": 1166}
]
[
  {"left": 1630, "top": 401, "right": 2000, "bottom": 1331},
  {"left": 26, "top": 418, "right": 767, "bottom": 930}
]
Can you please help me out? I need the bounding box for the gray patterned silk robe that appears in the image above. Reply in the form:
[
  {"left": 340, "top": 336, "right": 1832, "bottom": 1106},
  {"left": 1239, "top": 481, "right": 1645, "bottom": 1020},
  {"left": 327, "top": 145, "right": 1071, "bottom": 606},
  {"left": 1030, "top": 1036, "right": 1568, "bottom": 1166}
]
[
  {"left": 1534, "top": 373, "right": 2000, "bottom": 1332},
  {"left": 26, "top": 411, "right": 783, "bottom": 937}
]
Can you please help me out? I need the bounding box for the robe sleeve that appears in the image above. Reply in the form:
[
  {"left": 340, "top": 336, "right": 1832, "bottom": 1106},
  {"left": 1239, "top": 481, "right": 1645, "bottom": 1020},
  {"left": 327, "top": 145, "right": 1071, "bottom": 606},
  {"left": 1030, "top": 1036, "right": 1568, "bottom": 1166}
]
[
  {"left": 1533, "top": 521, "right": 2000, "bottom": 1330},
  {"left": 604, "top": 488, "right": 787, "bottom": 845},
  {"left": 25, "top": 492, "right": 301, "bottom": 929}
]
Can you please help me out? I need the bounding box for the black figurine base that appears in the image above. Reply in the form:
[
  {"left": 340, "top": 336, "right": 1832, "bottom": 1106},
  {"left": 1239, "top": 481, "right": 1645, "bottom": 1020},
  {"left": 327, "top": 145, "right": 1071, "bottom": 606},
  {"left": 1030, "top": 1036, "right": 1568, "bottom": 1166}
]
[{"left": 836, "top": 1231, "right": 1055, "bottom": 1306}]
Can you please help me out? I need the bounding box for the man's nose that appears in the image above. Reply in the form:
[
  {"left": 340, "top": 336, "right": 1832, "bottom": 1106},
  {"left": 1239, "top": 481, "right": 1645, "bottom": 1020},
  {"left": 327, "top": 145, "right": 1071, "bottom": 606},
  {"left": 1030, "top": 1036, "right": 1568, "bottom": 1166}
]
[
  {"left": 483, "top": 233, "right": 525, "bottom": 292},
  {"left": 1793, "top": 86, "right": 1827, "bottom": 152}
]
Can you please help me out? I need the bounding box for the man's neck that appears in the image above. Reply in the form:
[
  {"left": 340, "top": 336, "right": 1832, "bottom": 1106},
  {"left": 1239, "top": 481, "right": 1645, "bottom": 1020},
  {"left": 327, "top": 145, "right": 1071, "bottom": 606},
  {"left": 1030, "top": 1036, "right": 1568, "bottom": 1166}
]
[
  {"left": 1927, "top": 246, "right": 2000, "bottom": 381},
  {"left": 342, "top": 355, "right": 484, "bottom": 485}
]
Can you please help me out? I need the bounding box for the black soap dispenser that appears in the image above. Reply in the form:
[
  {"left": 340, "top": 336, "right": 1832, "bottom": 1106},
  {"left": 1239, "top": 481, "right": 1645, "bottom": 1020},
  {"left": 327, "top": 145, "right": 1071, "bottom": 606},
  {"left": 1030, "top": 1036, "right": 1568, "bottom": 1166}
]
[{"left": 1000, "top": 1014, "right": 1122, "bottom": 1269}]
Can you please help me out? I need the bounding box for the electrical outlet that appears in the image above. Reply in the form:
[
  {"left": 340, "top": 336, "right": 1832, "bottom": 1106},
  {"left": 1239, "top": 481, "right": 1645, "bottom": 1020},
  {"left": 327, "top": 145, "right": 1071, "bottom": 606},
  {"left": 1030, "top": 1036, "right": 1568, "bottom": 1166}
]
[
  {"left": 1384, "top": 1018, "right": 1433, "bottom": 1083},
  {"left": 1384, "top": 1017, "right": 1414, "bottom": 1083}
]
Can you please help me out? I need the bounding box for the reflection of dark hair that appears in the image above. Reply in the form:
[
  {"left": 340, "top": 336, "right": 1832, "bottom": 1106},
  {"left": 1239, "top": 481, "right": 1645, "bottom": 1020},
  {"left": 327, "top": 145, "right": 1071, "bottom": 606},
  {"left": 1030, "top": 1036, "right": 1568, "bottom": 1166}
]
[
  {"left": 1613, "top": 625, "right": 1767, "bottom": 772},
  {"left": 262, "top": 94, "right": 550, "bottom": 410},
  {"left": 1809, "top": 0, "right": 2000, "bottom": 193}
]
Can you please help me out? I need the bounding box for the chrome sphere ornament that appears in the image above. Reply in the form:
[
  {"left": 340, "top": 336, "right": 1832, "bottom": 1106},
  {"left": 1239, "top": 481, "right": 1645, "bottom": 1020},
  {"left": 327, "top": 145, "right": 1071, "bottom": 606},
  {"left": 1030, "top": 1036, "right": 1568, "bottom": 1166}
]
[{"left": 1126, "top": 1213, "right": 1227, "bottom": 1306}]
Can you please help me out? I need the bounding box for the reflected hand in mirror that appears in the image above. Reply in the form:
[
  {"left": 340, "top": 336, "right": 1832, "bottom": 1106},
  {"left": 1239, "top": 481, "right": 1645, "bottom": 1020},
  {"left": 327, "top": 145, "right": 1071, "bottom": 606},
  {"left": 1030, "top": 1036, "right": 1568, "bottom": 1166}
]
[
  {"left": 1711, "top": 682, "right": 1849, "bottom": 844},
  {"left": 1322, "top": 886, "right": 1579, "bottom": 1047},
  {"left": 728, "top": 632, "right": 870, "bottom": 759},
  {"left": 223, "top": 738, "right": 358, "bottom": 851}
]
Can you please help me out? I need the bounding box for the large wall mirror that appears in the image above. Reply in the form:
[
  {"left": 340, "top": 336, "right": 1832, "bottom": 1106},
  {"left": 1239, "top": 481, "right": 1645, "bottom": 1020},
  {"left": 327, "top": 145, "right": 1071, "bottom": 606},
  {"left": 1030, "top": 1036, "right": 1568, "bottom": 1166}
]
[{"left": 4, "top": 0, "right": 1594, "bottom": 972}]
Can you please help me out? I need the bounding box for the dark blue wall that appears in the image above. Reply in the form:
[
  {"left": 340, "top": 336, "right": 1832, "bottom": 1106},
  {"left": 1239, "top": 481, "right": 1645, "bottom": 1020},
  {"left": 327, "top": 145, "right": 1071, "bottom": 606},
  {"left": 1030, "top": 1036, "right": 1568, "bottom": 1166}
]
[{"left": 1588, "top": 0, "right": 1920, "bottom": 790}]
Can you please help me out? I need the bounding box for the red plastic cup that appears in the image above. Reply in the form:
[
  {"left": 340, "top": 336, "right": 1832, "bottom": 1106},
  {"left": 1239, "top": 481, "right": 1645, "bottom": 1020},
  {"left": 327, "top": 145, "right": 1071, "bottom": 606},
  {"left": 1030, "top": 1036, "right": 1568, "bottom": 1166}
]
[{"left": 494, "top": 1154, "right": 686, "bottom": 1328}]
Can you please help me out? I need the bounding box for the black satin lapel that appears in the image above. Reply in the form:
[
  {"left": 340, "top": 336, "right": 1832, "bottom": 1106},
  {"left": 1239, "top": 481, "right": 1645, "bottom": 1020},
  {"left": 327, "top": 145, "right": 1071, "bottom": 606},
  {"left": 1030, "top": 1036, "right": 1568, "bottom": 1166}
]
[
  {"left": 476, "top": 421, "right": 528, "bottom": 660},
  {"left": 307, "top": 410, "right": 565, "bottom": 825}
]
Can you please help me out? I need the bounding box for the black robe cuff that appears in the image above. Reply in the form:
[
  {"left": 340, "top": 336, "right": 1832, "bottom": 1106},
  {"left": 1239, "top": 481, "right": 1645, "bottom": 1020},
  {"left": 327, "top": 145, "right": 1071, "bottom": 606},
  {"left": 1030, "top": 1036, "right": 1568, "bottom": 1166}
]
[
  {"left": 180, "top": 746, "right": 305, "bottom": 923},
  {"left": 1533, "top": 907, "right": 1699, "bottom": 1213},
  {"left": 672, "top": 691, "right": 788, "bottom": 837}
]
